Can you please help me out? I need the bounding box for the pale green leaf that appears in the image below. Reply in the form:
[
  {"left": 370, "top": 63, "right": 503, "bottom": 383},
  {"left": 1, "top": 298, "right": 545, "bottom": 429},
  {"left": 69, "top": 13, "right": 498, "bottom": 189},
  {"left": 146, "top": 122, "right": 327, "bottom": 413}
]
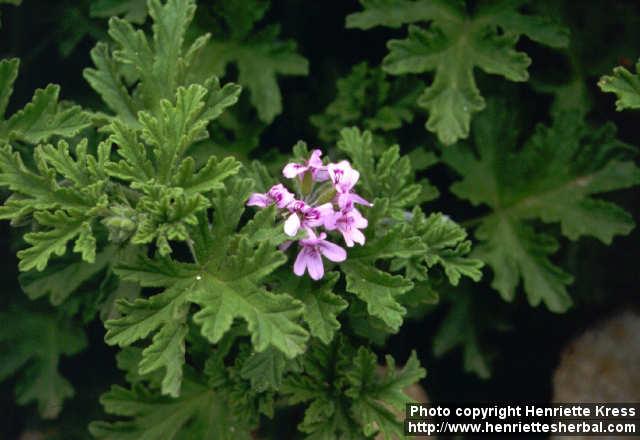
[
  {"left": 83, "top": 43, "right": 140, "bottom": 126},
  {"left": 105, "top": 281, "right": 190, "bottom": 347},
  {"left": 18, "top": 211, "right": 96, "bottom": 271},
  {"left": 280, "top": 272, "right": 348, "bottom": 345},
  {"left": 138, "top": 321, "right": 187, "bottom": 398},
  {"left": 191, "top": 277, "right": 308, "bottom": 359},
  {"left": 598, "top": 59, "right": 640, "bottom": 111},
  {"left": 342, "top": 260, "right": 413, "bottom": 332},
  {"left": 5, "top": 85, "right": 90, "bottom": 143},
  {"left": 173, "top": 155, "right": 241, "bottom": 195}
]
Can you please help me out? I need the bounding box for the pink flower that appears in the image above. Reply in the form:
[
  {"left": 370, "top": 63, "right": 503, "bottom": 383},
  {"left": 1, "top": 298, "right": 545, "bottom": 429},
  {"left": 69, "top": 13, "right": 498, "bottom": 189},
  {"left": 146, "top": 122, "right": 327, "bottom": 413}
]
[
  {"left": 247, "top": 183, "right": 295, "bottom": 209},
  {"left": 327, "top": 161, "right": 371, "bottom": 208},
  {"left": 246, "top": 148, "right": 372, "bottom": 279},
  {"left": 326, "top": 205, "right": 368, "bottom": 247},
  {"left": 294, "top": 231, "right": 346, "bottom": 280},
  {"left": 328, "top": 160, "right": 359, "bottom": 193},
  {"left": 337, "top": 192, "right": 372, "bottom": 209},
  {"left": 283, "top": 149, "right": 329, "bottom": 181},
  {"left": 284, "top": 201, "right": 334, "bottom": 237}
]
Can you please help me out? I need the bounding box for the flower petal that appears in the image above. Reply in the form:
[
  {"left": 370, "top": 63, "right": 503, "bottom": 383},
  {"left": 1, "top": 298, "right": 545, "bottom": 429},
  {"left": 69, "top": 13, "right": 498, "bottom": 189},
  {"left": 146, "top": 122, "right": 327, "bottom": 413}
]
[
  {"left": 351, "top": 209, "right": 368, "bottom": 228},
  {"left": 324, "top": 211, "right": 338, "bottom": 230},
  {"left": 284, "top": 213, "right": 301, "bottom": 236},
  {"left": 268, "top": 183, "right": 295, "bottom": 208},
  {"left": 294, "top": 248, "right": 308, "bottom": 276},
  {"left": 313, "top": 168, "right": 330, "bottom": 182},
  {"left": 343, "top": 168, "right": 360, "bottom": 191},
  {"left": 247, "top": 193, "right": 270, "bottom": 207},
  {"left": 338, "top": 192, "right": 371, "bottom": 209},
  {"left": 283, "top": 163, "right": 307, "bottom": 178},
  {"left": 318, "top": 239, "right": 347, "bottom": 262},
  {"left": 308, "top": 149, "right": 324, "bottom": 168},
  {"left": 342, "top": 230, "right": 355, "bottom": 247},
  {"left": 306, "top": 250, "right": 324, "bottom": 280},
  {"left": 350, "top": 192, "right": 371, "bottom": 206},
  {"left": 313, "top": 203, "right": 335, "bottom": 227},
  {"left": 350, "top": 228, "right": 366, "bottom": 246}
]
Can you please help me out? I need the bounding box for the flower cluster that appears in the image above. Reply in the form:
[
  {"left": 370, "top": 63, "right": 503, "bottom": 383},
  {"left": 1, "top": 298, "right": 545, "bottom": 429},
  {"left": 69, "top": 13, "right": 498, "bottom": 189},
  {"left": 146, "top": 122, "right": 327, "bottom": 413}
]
[{"left": 247, "top": 149, "right": 371, "bottom": 280}]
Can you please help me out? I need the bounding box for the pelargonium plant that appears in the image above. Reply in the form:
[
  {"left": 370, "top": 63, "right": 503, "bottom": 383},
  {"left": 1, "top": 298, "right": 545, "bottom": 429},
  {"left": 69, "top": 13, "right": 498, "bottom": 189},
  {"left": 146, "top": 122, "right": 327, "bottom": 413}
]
[
  {"left": 248, "top": 149, "right": 372, "bottom": 279},
  {"left": 0, "top": 1, "right": 488, "bottom": 438},
  {"left": 1, "top": 0, "right": 639, "bottom": 439}
]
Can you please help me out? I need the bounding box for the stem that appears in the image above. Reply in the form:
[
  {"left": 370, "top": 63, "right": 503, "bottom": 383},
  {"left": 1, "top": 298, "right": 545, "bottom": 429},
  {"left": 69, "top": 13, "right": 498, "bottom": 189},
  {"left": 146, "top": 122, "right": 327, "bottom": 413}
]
[
  {"left": 301, "top": 171, "right": 313, "bottom": 196},
  {"left": 187, "top": 239, "right": 199, "bottom": 265}
]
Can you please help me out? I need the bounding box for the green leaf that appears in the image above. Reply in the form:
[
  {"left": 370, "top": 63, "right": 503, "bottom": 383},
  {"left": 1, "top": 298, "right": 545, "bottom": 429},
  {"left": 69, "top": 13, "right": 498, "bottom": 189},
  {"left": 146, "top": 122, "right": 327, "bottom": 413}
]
[
  {"left": 598, "top": 59, "right": 640, "bottom": 110},
  {"left": 336, "top": 127, "right": 424, "bottom": 216},
  {"left": 105, "top": 281, "right": 190, "bottom": 397},
  {"left": 239, "top": 204, "right": 289, "bottom": 246},
  {"left": 90, "top": 0, "right": 148, "bottom": 24},
  {"left": 475, "top": 218, "right": 573, "bottom": 311},
  {"left": 228, "top": 35, "right": 308, "bottom": 123},
  {"left": 191, "top": 277, "right": 308, "bottom": 359},
  {"left": 19, "top": 212, "right": 96, "bottom": 271},
  {"left": 149, "top": 0, "right": 197, "bottom": 99},
  {"left": 204, "top": 344, "right": 277, "bottom": 427},
  {"left": 131, "top": 183, "right": 209, "bottom": 256},
  {"left": 90, "top": 378, "right": 253, "bottom": 440},
  {"left": 104, "top": 119, "right": 154, "bottom": 182},
  {"left": 0, "top": 58, "right": 19, "bottom": 119},
  {"left": 106, "top": 208, "right": 309, "bottom": 396},
  {"left": 85, "top": 0, "right": 239, "bottom": 125},
  {"left": 442, "top": 101, "right": 640, "bottom": 311},
  {"left": 104, "top": 81, "right": 241, "bottom": 190},
  {"left": 402, "top": 209, "right": 483, "bottom": 285},
  {"left": 173, "top": 155, "right": 241, "bottom": 195},
  {"left": 5, "top": 84, "right": 90, "bottom": 143},
  {"left": 343, "top": 260, "right": 413, "bottom": 332},
  {"left": 10, "top": 140, "right": 106, "bottom": 209},
  {"left": 138, "top": 321, "right": 188, "bottom": 398},
  {"left": 346, "top": 349, "right": 426, "bottom": 439},
  {"left": 334, "top": 128, "right": 479, "bottom": 329},
  {"left": 105, "top": 280, "right": 191, "bottom": 345},
  {"left": 140, "top": 84, "right": 215, "bottom": 182},
  {"left": 19, "top": 245, "right": 116, "bottom": 305},
  {"left": 239, "top": 347, "right": 288, "bottom": 392},
  {"left": 279, "top": 271, "right": 348, "bottom": 344},
  {"left": 193, "top": 2, "right": 308, "bottom": 123},
  {"left": 0, "top": 309, "right": 86, "bottom": 418},
  {"left": 347, "top": 0, "right": 569, "bottom": 144},
  {"left": 433, "top": 291, "right": 492, "bottom": 378},
  {"left": 0, "top": 138, "right": 110, "bottom": 271},
  {"left": 283, "top": 339, "right": 426, "bottom": 439},
  {"left": 202, "top": 76, "right": 243, "bottom": 121},
  {"left": 84, "top": 43, "right": 140, "bottom": 126},
  {"left": 311, "top": 62, "right": 423, "bottom": 142}
]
